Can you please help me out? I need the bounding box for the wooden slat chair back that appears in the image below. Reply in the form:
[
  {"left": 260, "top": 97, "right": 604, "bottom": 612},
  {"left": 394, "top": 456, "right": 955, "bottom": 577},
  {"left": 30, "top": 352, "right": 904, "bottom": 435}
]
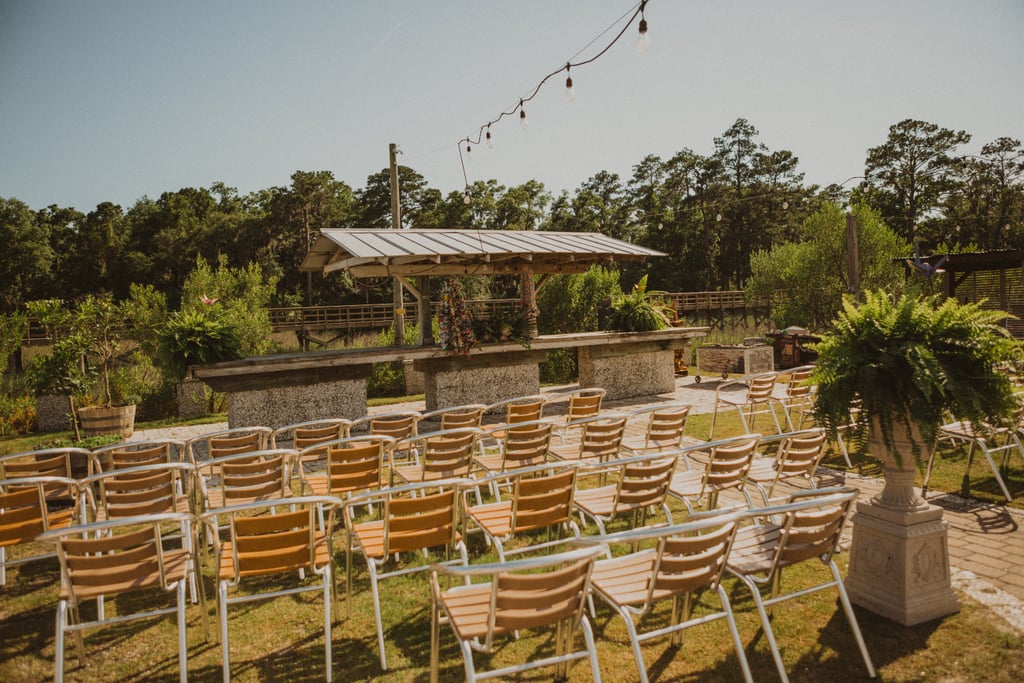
[
  {"left": 351, "top": 410, "right": 420, "bottom": 464},
  {"left": 90, "top": 439, "right": 185, "bottom": 475},
  {"left": 343, "top": 479, "right": 470, "bottom": 670},
  {"left": 40, "top": 512, "right": 202, "bottom": 683},
  {"left": 196, "top": 449, "right": 295, "bottom": 512},
  {"left": 0, "top": 448, "right": 92, "bottom": 500},
  {"left": 553, "top": 388, "right": 607, "bottom": 444},
  {"left": 583, "top": 512, "right": 751, "bottom": 683},
  {"left": 430, "top": 544, "right": 603, "bottom": 682},
  {"left": 710, "top": 372, "right": 783, "bottom": 439},
  {"left": 621, "top": 403, "right": 692, "bottom": 455},
  {"left": 478, "top": 394, "right": 548, "bottom": 453},
  {"left": 726, "top": 487, "right": 875, "bottom": 682},
  {"left": 748, "top": 428, "right": 827, "bottom": 504},
  {"left": 669, "top": 435, "right": 760, "bottom": 513},
  {"left": 201, "top": 496, "right": 339, "bottom": 682},
  {"left": 297, "top": 435, "right": 394, "bottom": 499},
  {"left": 465, "top": 464, "right": 579, "bottom": 561},
  {"left": 0, "top": 476, "right": 87, "bottom": 587},
  {"left": 474, "top": 419, "right": 554, "bottom": 491},
  {"left": 416, "top": 403, "right": 487, "bottom": 432},
  {"left": 548, "top": 415, "right": 627, "bottom": 463},
  {"left": 390, "top": 427, "right": 483, "bottom": 487},
  {"left": 270, "top": 419, "right": 351, "bottom": 485},
  {"left": 574, "top": 453, "right": 677, "bottom": 533},
  {"left": 429, "top": 545, "right": 604, "bottom": 683},
  {"left": 185, "top": 426, "right": 272, "bottom": 464},
  {"left": 780, "top": 364, "right": 816, "bottom": 430}
]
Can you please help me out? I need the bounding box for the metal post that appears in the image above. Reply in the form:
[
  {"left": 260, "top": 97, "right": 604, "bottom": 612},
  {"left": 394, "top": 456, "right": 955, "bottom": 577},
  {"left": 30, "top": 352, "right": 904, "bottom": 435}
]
[{"left": 389, "top": 143, "right": 405, "bottom": 345}]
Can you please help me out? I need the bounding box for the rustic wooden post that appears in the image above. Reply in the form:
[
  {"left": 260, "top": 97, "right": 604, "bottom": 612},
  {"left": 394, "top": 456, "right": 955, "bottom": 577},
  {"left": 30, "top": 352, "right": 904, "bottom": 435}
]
[
  {"left": 846, "top": 213, "right": 862, "bottom": 301},
  {"left": 389, "top": 143, "right": 405, "bottom": 345}
]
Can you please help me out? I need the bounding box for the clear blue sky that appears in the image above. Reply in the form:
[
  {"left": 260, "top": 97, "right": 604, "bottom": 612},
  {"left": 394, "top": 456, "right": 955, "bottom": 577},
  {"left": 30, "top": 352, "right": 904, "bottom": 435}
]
[{"left": 2, "top": 0, "right": 1022, "bottom": 213}]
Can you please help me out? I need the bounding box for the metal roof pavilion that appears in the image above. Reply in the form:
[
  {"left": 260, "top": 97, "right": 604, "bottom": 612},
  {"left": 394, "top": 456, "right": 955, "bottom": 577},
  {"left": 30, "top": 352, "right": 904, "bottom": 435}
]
[{"left": 299, "top": 229, "right": 665, "bottom": 277}]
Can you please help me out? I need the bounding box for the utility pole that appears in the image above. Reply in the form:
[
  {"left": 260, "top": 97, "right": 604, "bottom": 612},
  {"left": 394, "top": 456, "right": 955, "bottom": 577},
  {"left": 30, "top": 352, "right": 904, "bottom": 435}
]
[
  {"left": 846, "top": 212, "right": 861, "bottom": 301},
  {"left": 389, "top": 143, "right": 405, "bottom": 345}
]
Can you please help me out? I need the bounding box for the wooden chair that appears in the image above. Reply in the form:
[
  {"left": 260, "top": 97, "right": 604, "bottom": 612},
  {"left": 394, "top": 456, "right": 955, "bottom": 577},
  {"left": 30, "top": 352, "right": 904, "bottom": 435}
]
[
  {"left": 551, "top": 387, "right": 607, "bottom": 444},
  {"left": 270, "top": 418, "right": 351, "bottom": 484},
  {"left": 344, "top": 479, "right": 469, "bottom": 670},
  {"left": 923, "top": 410, "right": 1024, "bottom": 502},
  {"left": 90, "top": 439, "right": 186, "bottom": 474},
  {"left": 194, "top": 449, "right": 296, "bottom": 512},
  {"left": 747, "top": 428, "right": 827, "bottom": 505},
  {"left": 710, "top": 372, "right": 782, "bottom": 439},
  {"left": 584, "top": 512, "right": 752, "bottom": 683},
  {"left": 574, "top": 453, "right": 677, "bottom": 534},
  {"left": 417, "top": 403, "right": 487, "bottom": 432},
  {"left": 40, "top": 512, "right": 204, "bottom": 683},
  {"left": 464, "top": 463, "right": 579, "bottom": 561},
  {"left": 474, "top": 418, "right": 555, "bottom": 490},
  {"left": 777, "top": 364, "right": 816, "bottom": 431},
  {"left": 84, "top": 462, "right": 199, "bottom": 603},
  {"left": 295, "top": 435, "right": 394, "bottom": 499},
  {"left": 185, "top": 426, "right": 272, "bottom": 463},
  {"left": 479, "top": 394, "right": 548, "bottom": 449},
  {"left": 389, "top": 427, "right": 483, "bottom": 488},
  {"left": 201, "top": 496, "right": 340, "bottom": 682},
  {"left": 0, "top": 476, "right": 89, "bottom": 587},
  {"left": 0, "top": 448, "right": 93, "bottom": 501},
  {"left": 669, "top": 435, "right": 760, "bottom": 513},
  {"left": 350, "top": 410, "right": 420, "bottom": 465},
  {"left": 429, "top": 545, "right": 605, "bottom": 683},
  {"left": 726, "top": 487, "right": 876, "bottom": 682},
  {"left": 548, "top": 414, "right": 627, "bottom": 464},
  {"left": 620, "top": 402, "right": 691, "bottom": 455}
]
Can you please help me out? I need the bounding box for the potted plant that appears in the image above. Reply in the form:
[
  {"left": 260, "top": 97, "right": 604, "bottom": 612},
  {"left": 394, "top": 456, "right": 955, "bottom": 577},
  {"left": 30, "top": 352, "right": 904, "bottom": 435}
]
[
  {"left": 156, "top": 307, "right": 243, "bottom": 416},
  {"left": 74, "top": 294, "right": 138, "bottom": 437},
  {"left": 606, "top": 275, "right": 674, "bottom": 332},
  {"left": 811, "top": 289, "right": 1019, "bottom": 625}
]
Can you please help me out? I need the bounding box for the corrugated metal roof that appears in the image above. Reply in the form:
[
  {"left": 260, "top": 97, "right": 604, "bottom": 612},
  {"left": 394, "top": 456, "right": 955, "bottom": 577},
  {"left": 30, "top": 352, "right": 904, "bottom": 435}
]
[{"left": 300, "top": 229, "right": 665, "bottom": 277}]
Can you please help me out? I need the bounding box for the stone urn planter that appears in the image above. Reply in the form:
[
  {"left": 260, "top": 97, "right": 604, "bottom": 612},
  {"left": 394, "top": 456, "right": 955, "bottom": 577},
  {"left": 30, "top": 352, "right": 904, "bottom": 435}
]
[
  {"left": 843, "top": 416, "right": 960, "bottom": 625},
  {"left": 812, "top": 291, "right": 1019, "bottom": 627}
]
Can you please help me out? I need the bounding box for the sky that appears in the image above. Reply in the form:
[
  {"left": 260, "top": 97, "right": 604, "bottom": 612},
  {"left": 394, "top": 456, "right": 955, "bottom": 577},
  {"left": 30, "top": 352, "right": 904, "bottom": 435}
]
[{"left": 2, "top": 0, "right": 1022, "bottom": 213}]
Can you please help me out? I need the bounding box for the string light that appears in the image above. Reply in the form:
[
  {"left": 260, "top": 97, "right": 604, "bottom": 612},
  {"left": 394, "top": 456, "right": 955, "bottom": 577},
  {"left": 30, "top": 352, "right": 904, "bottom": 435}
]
[
  {"left": 486, "top": 126, "right": 493, "bottom": 149},
  {"left": 636, "top": 1, "right": 650, "bottom": 53},
  {"left": 465, "top": 143, "right": 472, "bottom": 159},
  {"left": 456, "top": 1, "right": 651, "bottom": 192}
]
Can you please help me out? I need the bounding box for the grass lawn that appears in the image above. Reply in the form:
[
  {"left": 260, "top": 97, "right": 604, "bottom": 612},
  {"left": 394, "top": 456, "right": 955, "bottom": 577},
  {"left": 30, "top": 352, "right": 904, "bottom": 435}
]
[{"left": 1, "top": 402, "right": 1023, "bottom": 681}]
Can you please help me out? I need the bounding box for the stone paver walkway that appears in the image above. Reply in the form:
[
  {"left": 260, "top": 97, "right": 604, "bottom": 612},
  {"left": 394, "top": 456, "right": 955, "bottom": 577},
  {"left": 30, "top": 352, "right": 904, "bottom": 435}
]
[{"left": 133, "top": 374, "right": 1024, "bottom": 633}]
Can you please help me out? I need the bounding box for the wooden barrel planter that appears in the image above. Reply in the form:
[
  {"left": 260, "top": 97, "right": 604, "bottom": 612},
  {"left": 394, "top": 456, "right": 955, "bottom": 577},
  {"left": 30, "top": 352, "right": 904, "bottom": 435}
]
[{"left": 78, "top": 404, "right": 136, "bottom": 438}]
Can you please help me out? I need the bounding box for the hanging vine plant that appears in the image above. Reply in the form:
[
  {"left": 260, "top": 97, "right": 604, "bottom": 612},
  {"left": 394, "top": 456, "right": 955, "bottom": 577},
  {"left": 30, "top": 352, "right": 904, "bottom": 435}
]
[{"left": 437, "top": 278, "right": 477, "bottom": 355}]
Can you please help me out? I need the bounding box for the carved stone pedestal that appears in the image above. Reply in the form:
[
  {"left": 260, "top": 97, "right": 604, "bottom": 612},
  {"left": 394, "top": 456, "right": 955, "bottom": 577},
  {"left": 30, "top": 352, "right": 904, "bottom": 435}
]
[{"left": 845, "top": 466, "right": 960, "bottom": 626}]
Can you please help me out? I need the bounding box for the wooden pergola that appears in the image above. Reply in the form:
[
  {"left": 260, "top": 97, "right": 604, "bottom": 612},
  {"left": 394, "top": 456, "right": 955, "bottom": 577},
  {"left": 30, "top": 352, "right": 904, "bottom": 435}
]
[{"left": 300, "top": 229, "right": 665, "bottom": 345}]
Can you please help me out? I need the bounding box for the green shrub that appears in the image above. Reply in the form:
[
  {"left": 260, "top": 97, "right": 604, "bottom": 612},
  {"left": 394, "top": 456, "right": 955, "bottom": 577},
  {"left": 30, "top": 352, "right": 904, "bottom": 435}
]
[
  {"left": 608, "top": 275, "right": 672, "bottom": 332},
  {"left": 0, "top": 393, "right": 35, "bottom": 437},
  {"left": 540, "top": 348, "right": 577, "bottom": 384},
  {"left": 157, "top": 309, "right": 244, "bottom": 379}
]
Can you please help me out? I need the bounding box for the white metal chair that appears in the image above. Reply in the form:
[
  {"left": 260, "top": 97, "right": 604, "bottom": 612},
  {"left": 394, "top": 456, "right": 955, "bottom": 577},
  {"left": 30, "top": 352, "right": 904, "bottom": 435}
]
[
  {"left": 620, "top": 402, "right": 691, "bottom": 456},
  {"left": 344, "top": 479, "right": 470, "bottom": 670},
  {"left": 726, "top": 487, "right": 876, "bottom": 682},
  {"left": 550, "top": 387, "right": 607, "bottom": 444},
  {"left": 41, "top": 512, "right": 205, "bottom": 683},
  {"left": 747, "top": 428, "right": 828, "bottom": 505},
  {"left": 669, "top": 435, "right": 761, "bottom": 513},
  {"left": 923, "top": 411, "right": 1024, "bottom": 502},
  {"left": 185, "top": 426, "right": 273, "bottom": 463},
  {"left": 429, "top": 545, "right": 605, "bottom": 683},
  {"left": 548, "top": 414, "right": 627, "bottom": 464},
  {"left": 709, "top": 372, "right": 783, "bottom": 439},
  {"left": 584, "top": 511, "right": 752, "bottom": 683},
  {"left": 201, "top": 496, "right": 340, "bottom": 683},
  {"left": 574, "top": 453, "right": 677, "bottom": 534}
]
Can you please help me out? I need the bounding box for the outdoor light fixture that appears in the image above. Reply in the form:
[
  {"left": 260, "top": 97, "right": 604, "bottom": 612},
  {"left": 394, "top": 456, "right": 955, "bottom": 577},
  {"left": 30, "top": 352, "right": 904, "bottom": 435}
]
[
  {"left": 465, "top": 143, "right": 472, "bottom": 158},
  {"left": 636, "top": 1, "right": 650, "bottom": 52},
  {"left": 519, "top": 100, "right": 528, "bottom": 129},
  {"left": 486, "top": 127, "right": 493, "bottom": 149},
  {"left": 565, "top": 64, "right": 575, "bottom": 102}
]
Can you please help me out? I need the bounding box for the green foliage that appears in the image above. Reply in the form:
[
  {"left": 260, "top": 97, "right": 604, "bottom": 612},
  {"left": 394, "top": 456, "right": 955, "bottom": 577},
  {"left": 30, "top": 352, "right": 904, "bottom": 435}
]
[
  {"left": 0, "top": 393, "right": 34, "bottom": 437},
  {"left": 123, "top": 283, "right": 169, "bottom": 359},
  {"left": 74, "top": 293, "right": 132, "bottom": 407},
  {"left": 181, "top": 255, "right": 277, "bottom": 357},
  {"left": 608, "top": 275, "right": 672, "bottom": 332},
  {"left": 812, "top": 290, "right": 1021, "bottom": 462},
  {"left": 746, "top": 203, "right": 907, "bottom": 330},
  {"left": 437, "top": 278, "right": 477, "bottom": 355},
  {"left": 0, "top": 310, "right": 28, "bottom": 381},
  {"left": 26, "top": 335, "right": 90, "bottom": 396},
  {"left": 540, "top": 348, "right": 577, "bottom": 384},
  {"left": 156, "top": 308, "right": 244, "bottom": 380},
  {"left": 536, "top": 265, "right": 622, "bottom": 334},
  {"left": 472, "top": 305, "right": 531, "bottom": 346}
]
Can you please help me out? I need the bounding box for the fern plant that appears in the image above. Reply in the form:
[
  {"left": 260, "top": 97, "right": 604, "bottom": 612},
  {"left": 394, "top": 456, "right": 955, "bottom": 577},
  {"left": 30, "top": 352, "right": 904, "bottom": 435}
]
[
  {"left": 812, "top": 290, "right": 1020, "bottom": 463},
  {"left": 607, "top": 275, "right": 673, "bottom": 332}
]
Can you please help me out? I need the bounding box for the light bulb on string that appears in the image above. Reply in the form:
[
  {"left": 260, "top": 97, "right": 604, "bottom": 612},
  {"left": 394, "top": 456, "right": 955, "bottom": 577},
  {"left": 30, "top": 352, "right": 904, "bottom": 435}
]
[
  {"left": 519, "top": 100, "right": 528, "bottom": 130},
  {"left": 782, "top": 201, "right": 789, "bottom": 210},
  {"left": 636, "top": 3, "right": 650, "bottom": 53},
  {"left": 564, "top": 64, "right": 575, "bottom": 103},
  {"left": 463, "top": 191, "right": 471, "bottom": 205},
  {"left": 486, "top": 127, "right": 494, "bottom": 149},
  {"left": 716, "top": 213, "right": 722, "bottom": 222},
  {"left": 465, "top": 143, "right": 472, "bottom": 160}
]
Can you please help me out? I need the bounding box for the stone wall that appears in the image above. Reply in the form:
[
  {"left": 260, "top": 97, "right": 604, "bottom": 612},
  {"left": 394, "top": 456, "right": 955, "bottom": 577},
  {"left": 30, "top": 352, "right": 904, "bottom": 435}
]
[
  {"left": 35, "top": 394, "right": 72, "bottom": 432},
  {"left": 416, "top": 350, "right": 544, "bottom": 412},
  {"left": 578, "top": 347, "right": 677, "bottom": 401},
  {"left": 227, "top": 378, "right": 367, "bottom": 429}
]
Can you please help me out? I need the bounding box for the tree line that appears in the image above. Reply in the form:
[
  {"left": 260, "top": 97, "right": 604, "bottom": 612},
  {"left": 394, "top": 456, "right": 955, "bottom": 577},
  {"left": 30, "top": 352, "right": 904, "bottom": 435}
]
[{"left": 2, "top": 118, "right": 1021, "bottom": 313}]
